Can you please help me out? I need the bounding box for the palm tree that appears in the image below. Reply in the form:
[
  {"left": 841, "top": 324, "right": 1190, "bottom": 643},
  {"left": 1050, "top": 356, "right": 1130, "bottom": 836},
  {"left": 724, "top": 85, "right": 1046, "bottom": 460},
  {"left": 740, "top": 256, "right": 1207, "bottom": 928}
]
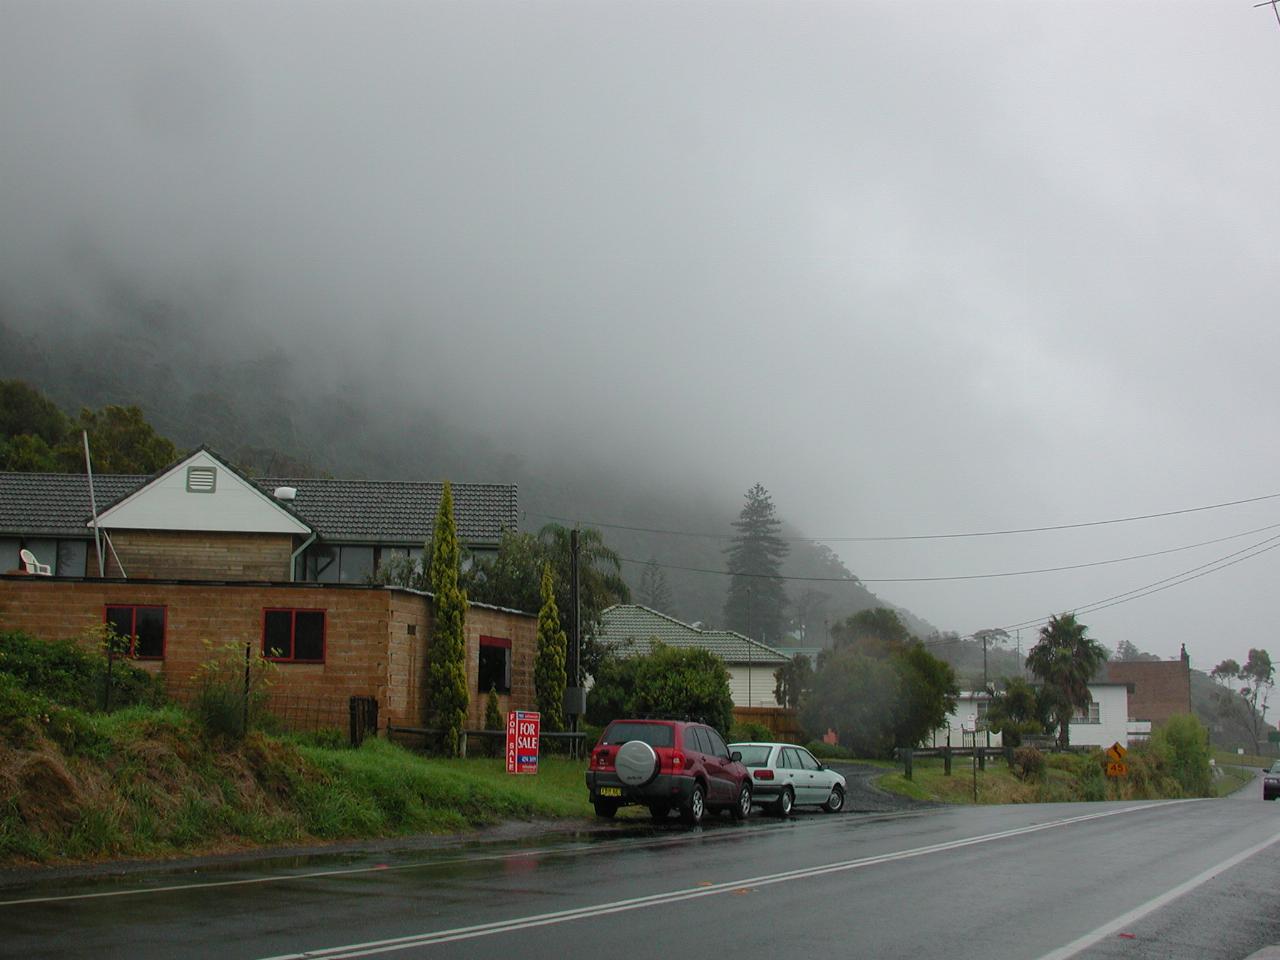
[{"left": 1025, "top": 613, "right": 1107, "bottom": 748}]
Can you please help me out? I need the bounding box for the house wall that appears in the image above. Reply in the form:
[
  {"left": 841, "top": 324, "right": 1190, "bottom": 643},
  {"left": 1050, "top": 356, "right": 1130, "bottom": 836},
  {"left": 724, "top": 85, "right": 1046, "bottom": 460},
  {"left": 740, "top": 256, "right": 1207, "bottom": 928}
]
[
  {"left": 1069, "top": 684, "right": 1131, "bottom": 748},
  {"left": 1103, "top": 659, "right": 1192, "bottom": 726},
  {"left": 931, "top": 694, "right": 1002, "bottom": 749},
  {"left": 728, "top": 663, "right": 787, "bottom": 709},
  {"left": 0, "top": 577, "right": 536, "bottom": 733},
  {"left": 464, "top": 603, "right": 537, "bottom": 729},
  {"left": 99, "top": 530, "right": 297, "bottom": 582}
]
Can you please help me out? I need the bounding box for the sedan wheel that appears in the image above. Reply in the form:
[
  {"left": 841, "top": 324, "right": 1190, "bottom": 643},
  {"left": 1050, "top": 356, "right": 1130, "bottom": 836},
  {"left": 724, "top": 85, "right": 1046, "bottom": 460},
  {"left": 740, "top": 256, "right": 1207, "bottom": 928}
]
[
  {"left": 774, "top": 787, "right": 794, "bottom": 818},
  {"left": 822, "top": 785, "right": 845, "bottom": 813}
]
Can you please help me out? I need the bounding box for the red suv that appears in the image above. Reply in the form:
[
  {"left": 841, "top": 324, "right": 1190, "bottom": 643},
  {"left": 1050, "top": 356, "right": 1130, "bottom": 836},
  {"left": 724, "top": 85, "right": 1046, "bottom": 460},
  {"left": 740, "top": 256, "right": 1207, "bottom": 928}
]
[{"left": 585, "top": 719, "right": 753, "bottom": 825}]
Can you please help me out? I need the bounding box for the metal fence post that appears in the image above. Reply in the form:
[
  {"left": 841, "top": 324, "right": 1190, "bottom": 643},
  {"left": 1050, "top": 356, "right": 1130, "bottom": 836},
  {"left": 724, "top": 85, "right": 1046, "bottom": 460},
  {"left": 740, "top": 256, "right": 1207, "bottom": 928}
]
[{"left": 943, "top": 746, "right": 952, "bottom": 776}]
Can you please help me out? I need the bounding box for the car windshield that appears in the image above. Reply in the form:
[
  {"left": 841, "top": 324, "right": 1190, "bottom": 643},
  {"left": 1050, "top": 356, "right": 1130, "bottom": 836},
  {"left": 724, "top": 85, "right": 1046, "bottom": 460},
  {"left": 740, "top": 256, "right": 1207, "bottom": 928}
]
[
  {"left": 1270, "top": 762, "right": 1280, "bottom": 774},
  {"left": 732, "top": 745, "right": 774, "bottom": 766},
  {"left": 601, "top": 722, "right": 674, "bottom": 747}
]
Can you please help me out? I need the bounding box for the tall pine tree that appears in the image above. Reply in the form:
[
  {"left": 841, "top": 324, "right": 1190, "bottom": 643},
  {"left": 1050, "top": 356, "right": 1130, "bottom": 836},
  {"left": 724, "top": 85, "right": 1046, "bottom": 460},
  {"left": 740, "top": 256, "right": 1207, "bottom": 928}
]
[
  {"left": 425, "top": 482, "right": 470, "bottom": 756},
  {"left": 722, "top": 483, "right": 789, "bottom": 643},
  {"left": 534, "top": 563, "right": 567, "bottom": 732},
  {"left": 638, "top": 558, "right": 673, "bottom": 612}
]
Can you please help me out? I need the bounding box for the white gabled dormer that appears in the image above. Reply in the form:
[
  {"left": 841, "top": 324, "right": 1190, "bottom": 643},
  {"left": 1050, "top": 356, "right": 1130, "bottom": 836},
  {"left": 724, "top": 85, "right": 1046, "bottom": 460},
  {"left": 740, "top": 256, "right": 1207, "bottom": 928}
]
[{"left": 91, "top": 448, "right": 312, "bottom": 536}]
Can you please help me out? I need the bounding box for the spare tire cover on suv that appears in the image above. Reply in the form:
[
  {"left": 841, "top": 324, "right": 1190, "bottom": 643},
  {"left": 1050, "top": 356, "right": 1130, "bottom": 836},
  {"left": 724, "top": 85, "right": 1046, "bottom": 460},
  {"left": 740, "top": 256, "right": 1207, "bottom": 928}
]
[{"left": 615, "top": 740, "right": 659, "bottom": 786}]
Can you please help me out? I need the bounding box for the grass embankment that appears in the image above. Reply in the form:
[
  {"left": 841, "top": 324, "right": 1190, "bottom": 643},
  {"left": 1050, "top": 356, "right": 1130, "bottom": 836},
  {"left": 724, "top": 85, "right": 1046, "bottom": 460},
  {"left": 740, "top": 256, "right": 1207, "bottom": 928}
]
[
  {"left": 879, "top": 734, "right": 1215, "bottom": 805},
  {"left": 1, "top": 708, "right": 591, "bottom": 864},
  {"left": 0, "top": 630, "right": 592, "bottom": 865}
]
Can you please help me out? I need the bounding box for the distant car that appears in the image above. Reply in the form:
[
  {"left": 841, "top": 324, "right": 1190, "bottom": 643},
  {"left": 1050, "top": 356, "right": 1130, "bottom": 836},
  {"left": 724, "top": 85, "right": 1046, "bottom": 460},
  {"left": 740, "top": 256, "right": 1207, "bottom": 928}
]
[
  {"left": 1265, "top": 762, "right": 1280, "bottom": 801},
  {"left": 585, "top": 719, "right": 753, "bottom": 825},
  {"left": 729, "top": 742, "right": 846, "bottom": 816}
]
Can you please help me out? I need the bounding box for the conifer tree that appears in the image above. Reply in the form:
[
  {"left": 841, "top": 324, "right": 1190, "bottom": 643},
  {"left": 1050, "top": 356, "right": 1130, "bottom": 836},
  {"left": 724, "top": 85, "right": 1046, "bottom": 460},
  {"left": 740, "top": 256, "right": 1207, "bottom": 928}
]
[
  {"left": 722, "top": 483, "right": 789, "bottom": 644},
  {"left": 484, "top": 684, "right": 503, "bottom": 757},
  {"left": 425, "top": 482, "right": 469, "bottom": 756},
  {"left": 534, "top": 563, "right": 567, "bottom": 732},
  {"left": 638, "top": 558, "right": 674, "bottom": 612}
]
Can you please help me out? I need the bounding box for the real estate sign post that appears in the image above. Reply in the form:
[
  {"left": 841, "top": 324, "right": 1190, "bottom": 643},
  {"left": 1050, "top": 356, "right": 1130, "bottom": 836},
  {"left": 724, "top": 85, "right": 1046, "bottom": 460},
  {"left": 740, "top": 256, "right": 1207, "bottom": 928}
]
[{"left": 506, "top": 710, "right": 541, "bottom": 775}]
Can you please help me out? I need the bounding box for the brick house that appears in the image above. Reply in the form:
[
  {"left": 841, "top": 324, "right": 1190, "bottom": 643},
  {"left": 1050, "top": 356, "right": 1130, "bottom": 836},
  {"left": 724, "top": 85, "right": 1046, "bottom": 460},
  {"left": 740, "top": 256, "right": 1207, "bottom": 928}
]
[
  {"left": 1100, "top": 646, "right": 1193, "bottom": 728},
  {"left": 0, "top": 445, "right": 518, "bottom": 581},
  {"left": 0, "top": 447, "right": 534, "bottom": 732}
]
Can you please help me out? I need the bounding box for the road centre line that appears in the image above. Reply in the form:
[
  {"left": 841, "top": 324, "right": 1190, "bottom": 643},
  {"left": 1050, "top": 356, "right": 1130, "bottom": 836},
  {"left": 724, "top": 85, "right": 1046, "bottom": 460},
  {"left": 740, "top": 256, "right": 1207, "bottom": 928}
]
[
  {"left": 258, "top": 799, "right": 1207, "bottom": 960},
  {"left": 1033, "top": 827, "right": 1280, "bottom": 960}
]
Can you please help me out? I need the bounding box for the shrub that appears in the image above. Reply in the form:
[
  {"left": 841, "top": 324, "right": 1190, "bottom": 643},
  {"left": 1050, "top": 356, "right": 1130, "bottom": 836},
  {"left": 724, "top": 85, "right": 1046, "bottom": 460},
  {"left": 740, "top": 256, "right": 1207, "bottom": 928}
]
[
  {"left": 1150, "top": 713, "right": 1213, "bottom": 797},
  {"left": 0, "top": 629, "right": 164, "bottom": 713},
  {"left": 189, "top": 641, "right": 276, "bottom": 740},
  {"left": 1011, "top": 747, "right": 1045, "bottom": 781},
  {"left": 484, "top": 685, "right": 503, "bottom": 758},
  {"left": 728, "top": 721, "right": 774, "bottom": 743}
]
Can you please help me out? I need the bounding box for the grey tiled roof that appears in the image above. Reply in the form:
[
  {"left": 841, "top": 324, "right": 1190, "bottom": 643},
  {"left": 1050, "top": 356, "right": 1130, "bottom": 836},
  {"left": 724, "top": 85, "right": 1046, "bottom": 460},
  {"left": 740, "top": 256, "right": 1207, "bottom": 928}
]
[
  {"left": 597, "top": 604, "right": 791, "bottom": 665},
  {"left": 258, "top": 477, "right": 518, "bottom": 545},
  {"left": 0, "top": 471, "right": 517, "bottom": 547},
  {"left": 0, "top": 473, "right": 147, "bottom": 537}
]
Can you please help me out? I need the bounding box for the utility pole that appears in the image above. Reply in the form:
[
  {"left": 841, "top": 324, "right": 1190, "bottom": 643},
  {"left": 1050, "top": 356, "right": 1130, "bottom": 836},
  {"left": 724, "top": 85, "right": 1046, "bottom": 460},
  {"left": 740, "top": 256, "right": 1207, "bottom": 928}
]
[
  {"left": 567, "top": 527, "right": 583, "bottom": 755},
  {"left": 983, "top": 633, "right": 990, "bottom": 748}
]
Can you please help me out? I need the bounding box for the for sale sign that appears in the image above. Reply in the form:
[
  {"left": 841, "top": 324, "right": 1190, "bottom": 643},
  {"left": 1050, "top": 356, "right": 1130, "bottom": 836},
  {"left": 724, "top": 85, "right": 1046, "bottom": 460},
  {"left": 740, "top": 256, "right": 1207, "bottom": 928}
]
[{"left": 506, "top": 710, "right": 541, "bottom": 775}]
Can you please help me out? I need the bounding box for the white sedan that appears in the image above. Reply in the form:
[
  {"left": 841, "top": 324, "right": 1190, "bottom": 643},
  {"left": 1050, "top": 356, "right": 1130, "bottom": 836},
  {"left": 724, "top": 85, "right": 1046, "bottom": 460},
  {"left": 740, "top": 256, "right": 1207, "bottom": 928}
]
[{"left": 728, "top": 742, "right": 846, "bottom": 816}]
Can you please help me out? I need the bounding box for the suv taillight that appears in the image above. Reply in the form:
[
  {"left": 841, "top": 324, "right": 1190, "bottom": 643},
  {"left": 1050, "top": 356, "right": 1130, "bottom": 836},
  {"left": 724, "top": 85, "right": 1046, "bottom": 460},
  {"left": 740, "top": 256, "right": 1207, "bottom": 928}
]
[
  {"left": 753, "top": 769, "right": 774, "bottom": 780},
  {"left": 592, "top": 749, "right": 613, "bottom": 770},
  {"left": 670, "top": 750, "right": 686, "bottom": 771}
]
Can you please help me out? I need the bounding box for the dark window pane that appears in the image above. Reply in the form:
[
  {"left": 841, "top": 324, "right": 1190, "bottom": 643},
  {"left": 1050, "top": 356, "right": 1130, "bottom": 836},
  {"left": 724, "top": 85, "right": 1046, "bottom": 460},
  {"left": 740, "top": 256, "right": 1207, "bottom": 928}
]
[
  {"left": 105, "top": 606, "right": 133, "bottom": 641},
  {"left": 601, "top": 722, "right": 674, "bottom": 747},
  {"left": 339, "top": 546, "right": 373, "bottom": 583},
  {"left": 0, "top": 538, "right": 19, "bottom": 573},
  {"left": 56, "top": 540, "right": 87, "bottom": 577},
  {"left": 306, "top": 545, "right": 338, "bottom": 583},
  {"left": 705, "top": 728, "right": 729, "bottom": 757},
  {"left": 478, "top": 644, "right": 510, "bottom": 693},
  {"left": 797, "top": 749, "right": 820, "bottom": 771},
  {"left": 264, "top": 610, "right": 293, "bottom": 659},
  {"left": 293, "top": 612, "right": 325, "bottom": 661},
  {"left": 688, "top": 727, "right": 712, "bottom": 755},
  {"left": 134, "top": 608, "right": 165, "bottom": 658}
]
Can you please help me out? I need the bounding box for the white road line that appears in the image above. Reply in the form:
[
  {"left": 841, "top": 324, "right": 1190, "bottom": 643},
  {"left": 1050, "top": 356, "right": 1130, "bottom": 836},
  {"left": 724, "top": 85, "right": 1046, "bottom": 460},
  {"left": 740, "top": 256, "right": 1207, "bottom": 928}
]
[
  {"left": 257, "top": 800, "right": 1206, "bottom": 960},
  {"left": 1033, "top": 827, "right": 1280, "bottom": 960}
]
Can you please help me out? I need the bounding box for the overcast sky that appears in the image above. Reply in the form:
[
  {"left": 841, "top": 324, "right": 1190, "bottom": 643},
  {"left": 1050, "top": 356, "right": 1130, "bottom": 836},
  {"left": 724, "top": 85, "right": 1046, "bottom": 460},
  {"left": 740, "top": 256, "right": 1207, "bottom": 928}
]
[{"left": 3, "top": 1, "right": 1278, "bottom": 668}]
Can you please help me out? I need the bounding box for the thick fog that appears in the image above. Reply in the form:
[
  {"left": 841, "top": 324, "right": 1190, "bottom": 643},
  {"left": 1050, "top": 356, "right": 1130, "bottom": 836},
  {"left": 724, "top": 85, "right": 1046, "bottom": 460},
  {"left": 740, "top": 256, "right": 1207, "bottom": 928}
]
[{"left": 3, "top": 1, "right": 1278, "bottom": 667}]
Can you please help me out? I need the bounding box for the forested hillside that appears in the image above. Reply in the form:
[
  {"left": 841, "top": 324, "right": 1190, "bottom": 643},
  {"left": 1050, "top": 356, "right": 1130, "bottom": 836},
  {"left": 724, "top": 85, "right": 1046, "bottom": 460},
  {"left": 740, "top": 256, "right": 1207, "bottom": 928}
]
[{"left": 0, "top": 302, "right": 937, "bottom": 640}]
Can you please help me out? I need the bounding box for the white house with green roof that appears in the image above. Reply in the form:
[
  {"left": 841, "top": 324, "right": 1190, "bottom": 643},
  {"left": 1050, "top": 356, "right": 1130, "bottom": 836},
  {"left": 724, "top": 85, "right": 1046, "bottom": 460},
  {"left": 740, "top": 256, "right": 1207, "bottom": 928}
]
[{"left": 596, "top": 604, "right": 793, "bottom": 709}]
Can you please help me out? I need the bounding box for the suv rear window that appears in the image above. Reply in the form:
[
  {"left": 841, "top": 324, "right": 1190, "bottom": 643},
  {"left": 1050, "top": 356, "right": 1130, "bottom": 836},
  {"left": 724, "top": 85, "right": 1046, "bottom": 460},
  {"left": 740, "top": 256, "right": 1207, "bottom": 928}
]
[{"left": 601, "top": 722, "right": 675, "bottom": 747}]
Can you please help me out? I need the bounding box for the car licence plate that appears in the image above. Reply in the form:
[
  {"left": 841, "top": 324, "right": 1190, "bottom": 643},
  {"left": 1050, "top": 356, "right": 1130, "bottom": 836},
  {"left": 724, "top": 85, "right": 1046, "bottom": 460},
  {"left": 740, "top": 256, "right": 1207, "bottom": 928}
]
[{"left": 598, "top": 786, "right": 622, "bottom": 797}]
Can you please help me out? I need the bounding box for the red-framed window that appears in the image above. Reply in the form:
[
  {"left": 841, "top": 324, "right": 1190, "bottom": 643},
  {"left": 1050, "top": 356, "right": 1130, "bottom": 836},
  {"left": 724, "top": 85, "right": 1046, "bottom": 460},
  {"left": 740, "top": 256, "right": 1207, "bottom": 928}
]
[
  {"left": 104, "top": 605, "right": 166, "bottom": 659},
  {"left": 478, "top": 635, "right": 511, "bottom": 693},
  {"left": 262, "top": 608, "right": 326, "bottom": 663}
]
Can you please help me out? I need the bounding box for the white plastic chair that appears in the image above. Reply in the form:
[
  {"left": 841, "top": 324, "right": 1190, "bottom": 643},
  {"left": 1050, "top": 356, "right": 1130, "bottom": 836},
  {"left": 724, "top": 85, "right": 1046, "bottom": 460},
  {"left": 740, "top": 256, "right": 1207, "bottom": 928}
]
[{"left": 19, "top": 548, "right": 51, "bottom": 575}]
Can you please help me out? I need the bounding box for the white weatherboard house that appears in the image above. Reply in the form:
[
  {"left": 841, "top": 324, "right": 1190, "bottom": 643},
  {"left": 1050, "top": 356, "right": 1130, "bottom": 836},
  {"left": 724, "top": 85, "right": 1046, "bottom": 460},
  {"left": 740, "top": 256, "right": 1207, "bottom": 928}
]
[
  {"left": 596, "top": 604, "right": 792, "bottom": 708},
  {"left": 931, "top": 682, "right": 1146, "bottom": 749}
]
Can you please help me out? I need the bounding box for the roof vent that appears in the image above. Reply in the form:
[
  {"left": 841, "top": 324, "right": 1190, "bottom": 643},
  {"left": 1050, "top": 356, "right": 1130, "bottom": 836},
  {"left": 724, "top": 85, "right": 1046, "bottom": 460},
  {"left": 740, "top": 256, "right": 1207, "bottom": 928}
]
[
  {"left": 273, "top": 486, "right": 297, "bottom": 501},
  {"left": 186, "top": 466, "right": 217, "bottom": 493}
]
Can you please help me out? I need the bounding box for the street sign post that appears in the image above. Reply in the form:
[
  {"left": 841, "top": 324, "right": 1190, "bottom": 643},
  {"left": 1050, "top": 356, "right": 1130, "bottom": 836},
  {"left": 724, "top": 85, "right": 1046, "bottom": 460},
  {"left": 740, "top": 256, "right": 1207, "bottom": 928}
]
[{"left": 506, "top": 710, "right": 541, "bottom": 775}]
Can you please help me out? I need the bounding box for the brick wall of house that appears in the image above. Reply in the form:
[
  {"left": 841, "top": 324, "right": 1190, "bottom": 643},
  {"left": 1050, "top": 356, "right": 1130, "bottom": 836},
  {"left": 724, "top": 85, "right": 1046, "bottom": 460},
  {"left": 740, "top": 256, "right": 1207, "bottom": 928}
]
[
  {"left": 0, "top": 577, "right": 536, "bottom": 735},
  {"left": 100, "top": 530, "right": 296, "bottom": 581},
  {"left": 1102, "top": 658, "right": 1192, "bottom": 725},
  {"left": 464, "top": 602, "right": 537, "bottom": 729}
]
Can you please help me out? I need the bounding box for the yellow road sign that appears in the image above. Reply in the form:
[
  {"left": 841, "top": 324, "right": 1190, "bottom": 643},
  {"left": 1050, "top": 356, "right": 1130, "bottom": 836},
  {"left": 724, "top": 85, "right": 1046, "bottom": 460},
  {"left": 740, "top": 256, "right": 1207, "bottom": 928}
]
[
  {"left": 1106, "top": 761, "right": 1129, "bottom": 778},
  {"left": 1106, "top": 742, "right": 1128, "bottom": 763}
]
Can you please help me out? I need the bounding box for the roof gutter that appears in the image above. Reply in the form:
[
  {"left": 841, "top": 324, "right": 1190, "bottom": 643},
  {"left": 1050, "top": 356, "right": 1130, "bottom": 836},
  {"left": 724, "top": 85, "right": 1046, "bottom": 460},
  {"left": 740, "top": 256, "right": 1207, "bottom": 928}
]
[{"left": 289, "top": 533, "right": 317, "bottom": 582}]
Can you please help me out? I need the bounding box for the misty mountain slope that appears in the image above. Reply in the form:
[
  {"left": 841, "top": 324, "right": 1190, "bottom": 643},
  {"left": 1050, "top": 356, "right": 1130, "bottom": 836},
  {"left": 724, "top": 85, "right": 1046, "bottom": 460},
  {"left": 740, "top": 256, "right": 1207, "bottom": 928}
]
[{"left": 0, "top": 304, "right": 937, "bottom": 639}]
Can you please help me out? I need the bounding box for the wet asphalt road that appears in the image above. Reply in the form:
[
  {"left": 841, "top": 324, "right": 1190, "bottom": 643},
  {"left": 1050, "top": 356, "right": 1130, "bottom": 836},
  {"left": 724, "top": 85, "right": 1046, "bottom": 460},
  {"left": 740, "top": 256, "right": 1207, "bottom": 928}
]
[{"left": 1, "top": 771, "right": 1278, "bottom": 960}]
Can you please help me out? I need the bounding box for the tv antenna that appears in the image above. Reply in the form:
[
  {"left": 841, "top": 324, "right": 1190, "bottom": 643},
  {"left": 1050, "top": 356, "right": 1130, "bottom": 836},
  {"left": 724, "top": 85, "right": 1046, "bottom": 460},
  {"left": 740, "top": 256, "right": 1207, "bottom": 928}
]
[{"left": 1257, "top": 0, "right": 1280, "bottom": 29}]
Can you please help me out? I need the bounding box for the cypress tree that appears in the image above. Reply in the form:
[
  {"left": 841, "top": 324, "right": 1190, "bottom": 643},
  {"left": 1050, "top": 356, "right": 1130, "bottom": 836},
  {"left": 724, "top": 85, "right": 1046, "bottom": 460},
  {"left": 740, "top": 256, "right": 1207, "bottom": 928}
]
[
  {"left": 722, "top": 483, "right": 790, "bottom": 643},
  {"left": 534, "top": 562, "right": 567, "bottom": 732},
  {"left": 426, "top": 482, "right": 469, "bottom": 756}
]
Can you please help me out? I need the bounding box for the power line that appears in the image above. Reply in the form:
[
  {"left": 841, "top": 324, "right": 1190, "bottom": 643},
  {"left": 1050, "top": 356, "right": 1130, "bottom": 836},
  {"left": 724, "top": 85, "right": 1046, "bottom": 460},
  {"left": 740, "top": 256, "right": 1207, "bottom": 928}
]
[
  {"left": 529, "top": 488, "right": 1280, "bottom": 544},
  {"left": 616, "top": 520, "right": 1280, "bottom": 585},
  {"left": 998, "top": 531, "right": 1280, "bottom": 632}
]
